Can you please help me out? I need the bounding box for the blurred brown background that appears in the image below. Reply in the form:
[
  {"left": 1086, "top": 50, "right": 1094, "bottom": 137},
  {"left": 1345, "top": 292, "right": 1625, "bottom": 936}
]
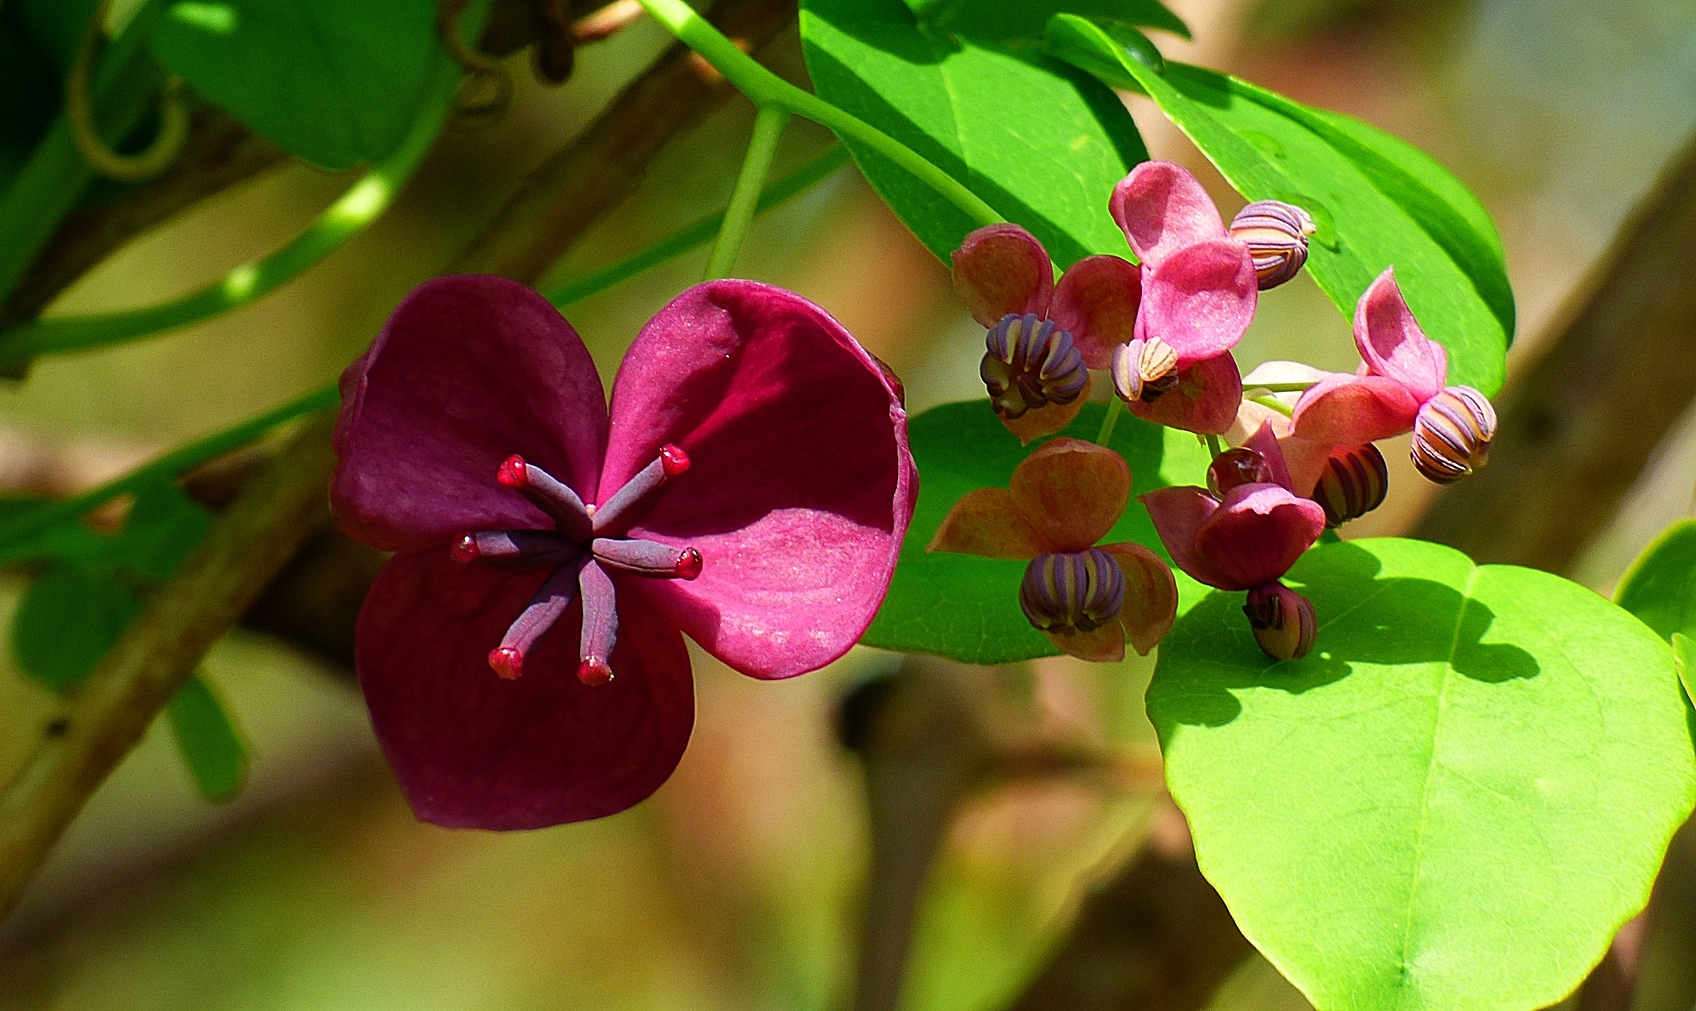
[{"left": 1, "top": 0, "right": 1694, "bottom": 1007}]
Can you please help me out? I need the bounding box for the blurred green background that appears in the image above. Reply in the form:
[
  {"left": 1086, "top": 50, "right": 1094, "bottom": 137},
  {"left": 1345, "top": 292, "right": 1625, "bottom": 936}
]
[{"left": 1, "top": 0, "right": 1695, "bottom": 1008}]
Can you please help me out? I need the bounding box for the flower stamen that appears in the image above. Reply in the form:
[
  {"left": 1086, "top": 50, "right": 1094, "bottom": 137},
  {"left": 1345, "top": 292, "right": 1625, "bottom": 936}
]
[
  {"left": 451, "top": 529, "right": 581, "bottom": 566},
  {"left": 593, "top": 537, "right": 702, "bottom": 579},
  {"left": 577, "top": 559, "right": 619, "bottom": 685},
  {"left": 488, "top": 563, "right": 583, "bottom": 679},
  {"left": 592, "top": 444, "right": 691, "bottom": 535},
  {"left": 497, "top": 455, "right": 592, "bottom": 540},
  {"left": 981, "top": 312, "right": 1087, "bottom": 420},
  {"left": 1019, "top": 548, "right": 1126, "bottom": 636}
]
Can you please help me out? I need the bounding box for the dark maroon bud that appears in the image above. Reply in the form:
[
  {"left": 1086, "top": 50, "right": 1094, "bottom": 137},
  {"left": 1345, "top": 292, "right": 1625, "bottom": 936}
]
[
  {"left": 1110, "top": 337, "right": 1180, "bottom": 404},
  {"left": 1207, "top": 447, "right": 1274, "bottom": 499},
  {"left": 1411, "top": 385, "right": 1496, "bottom": 484},
  {"left": 981, "top": 313, "right": 1088, "bottom": 420},
  {"left": 1312, "top": 443, "right": 1389, "bottom": 527},
  {"left": 1229, "top": 201, "right": 1316, "bottom": 290},
  {"left": 1018, "top": 548, "right": 1126, "bottom": 636},
  {"left": 1242, "top": 582, "right": 1318, "bottom": 661}
]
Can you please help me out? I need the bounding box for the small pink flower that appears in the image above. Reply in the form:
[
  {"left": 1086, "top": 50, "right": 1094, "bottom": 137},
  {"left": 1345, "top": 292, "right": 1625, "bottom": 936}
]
[
  {"left": 952, "top": 224, "right": 1143, "bottom": 442},
  {"left": 1291, "top": 268, "right": 1496, "bottom": 482},
  {"left": 1108, "top": 162, "right": 1266, "bottom": 434},
  {"left": 332, "top": 275, "right": 917, "bottom": 829},
  {"left": 1140, "top": 423, "right": 1326, "bottom": 592}
]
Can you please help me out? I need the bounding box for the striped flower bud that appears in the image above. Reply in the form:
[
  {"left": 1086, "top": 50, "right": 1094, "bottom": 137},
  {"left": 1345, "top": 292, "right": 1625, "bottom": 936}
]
[
  {"left": 1229, "top": 200, "right": 1316, "bottom": 290},
  {"left": 1411, "top": 385, "right": 1496, "bottom": 484},
  {"left": 1207, "top": 447, "right": 1274, "bottom": 498},
  {"left": 1311, "top": 443, "right": 1389, "bottom": 527},
  {"left": 1109, "top": 336, "right": 1180, "bottom": 403},
  {"left": 981, "top": 312, "right": 1088, "bottom": 420},
  {"left": 1019, "top": 548, "right": 1126, "bottom": 637},
  {"left": 1242, "top": 582, "right": 1317, "bottom": 661}
]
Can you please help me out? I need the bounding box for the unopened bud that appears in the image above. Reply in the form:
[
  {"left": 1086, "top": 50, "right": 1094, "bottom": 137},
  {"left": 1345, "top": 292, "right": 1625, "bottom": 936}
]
[
  {"left": 1312, "top": 443, "right": 1389, "bottom": 527},
  {"left": 1207, "top": 447, "right": 1274, "bottom": 498},
  {"left": 1229, "top": 201, "right": 1315, "bottom": 290},
  {"left": 981, "top": 313, "right": 1088, "bottom": 420},
  {"left": 1109, "top": 337, "right": 1180, "bottom": 403},
  {"left": 1411, "top": 385, "right": 1495, "bottom": 484},
  {"left": 1243, "top": 582, "right": 1317, "bottom": 660},
  {"left": 1019, "top": 548, "right": 1126, "bottom": 636}
]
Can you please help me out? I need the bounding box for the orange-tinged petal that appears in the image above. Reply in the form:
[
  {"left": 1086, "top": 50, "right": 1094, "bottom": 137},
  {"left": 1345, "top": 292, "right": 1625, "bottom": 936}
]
[
  {"left": 1001, "top": 393, "right": 1088, "bottom": 445},
  {"left": 927, "top": 487, "right": 1051, "bottom": 559},
  {"left": 1011, "top": 437, "right": 1131, "bottom": 551},
  {"left": 1045, "top": 622, "right": 1126, "bottom": 663},
  {"left": 1099, "top": 541, "right": 1178, "bottom": 655}
]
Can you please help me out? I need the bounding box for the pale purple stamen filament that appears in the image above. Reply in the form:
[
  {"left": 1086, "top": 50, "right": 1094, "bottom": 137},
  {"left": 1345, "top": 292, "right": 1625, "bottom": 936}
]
[
  {"left": 592, "top": 445, "right": 690, "bottom": 536},
  {"left": 576, "top": 559, "right": 619, "bottom": 686},
  {"left": 488, "top": 563, "right": 583, "bottom": 680}
]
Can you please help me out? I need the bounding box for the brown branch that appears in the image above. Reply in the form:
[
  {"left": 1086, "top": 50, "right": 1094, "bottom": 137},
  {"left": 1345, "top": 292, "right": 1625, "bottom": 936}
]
[
  {"left": 0, "top": 414, "right": 336, "bottom": 921},
  {"left": 1411, "top": 128, "right": 1696, "bottom": 573}
]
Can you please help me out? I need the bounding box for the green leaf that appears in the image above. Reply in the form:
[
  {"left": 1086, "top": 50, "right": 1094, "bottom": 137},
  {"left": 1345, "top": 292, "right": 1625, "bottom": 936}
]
[
  {"left": 118, "top": 481, "right": 215, "bottom": 582},
  {"left": 801, "top": 0, "right": 1148, "bottom": 266},
  {"left": 902, "top": 0, "right": 1190, "bottom": 43},
  {"left": 1615, "top": 518, "right": 1696, "bottom": 644},
  {"left": 862, "top": 400, "right": 1211, "bottom": 663},
  {"left": 167, "top": 673, "right": 250, "bottom": 802},
  {"left": 1148, "top": 537, "right": 1696, "bottom": 1010},
  {"left": 1674, "top": 633, "right": 1696, "bottom": 710},
  {"left": 1044, "top": 15, "right": 1512, "bottom": 396},
  {"left": 149, "top": 0, "right": 446, "bottom": 169},
  {"left": 11, "top": 565, "right": 142, "bottom": 691}
]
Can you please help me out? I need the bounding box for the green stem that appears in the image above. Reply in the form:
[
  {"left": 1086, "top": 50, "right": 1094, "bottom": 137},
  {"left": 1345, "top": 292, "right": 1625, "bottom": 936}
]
[
  {"left": 1206, "top": 433, "right": 1224, "bottom": 458},
  {"left": 1094, "top": 398, "right": 1122, "bottom": 446},
  {"left": 0, "top": 383, "right": 338, "bottom": 565},
  {"left": 0, "top": 67, "right": 456, "bottom": 366},
  {"left": 705, "top": 105, "right": 790, "bottom": 280},
  {"left": 545, "top": 144, "right": 852, "bottom": 306},
  {"left": 636, "top": 0, "right": 1001, "bottom": 229},
  {"left": 1247, "top": 394, "right": 1294, "bottom": 418},
  {"left": 1251, "top": 382, "right": 1316, "bottom": 393}
]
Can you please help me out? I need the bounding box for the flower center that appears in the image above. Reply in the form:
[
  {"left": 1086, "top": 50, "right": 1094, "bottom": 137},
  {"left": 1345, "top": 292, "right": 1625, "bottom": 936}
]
[
  {"left": 980, "top": 313, "right": 1088, "bottom": 420},
  {"left": 1019, "top": 548, "right": 1126, "bottom": 636},
  {"left": 450, "top": 446, "right": 701, "bottom": 685}
]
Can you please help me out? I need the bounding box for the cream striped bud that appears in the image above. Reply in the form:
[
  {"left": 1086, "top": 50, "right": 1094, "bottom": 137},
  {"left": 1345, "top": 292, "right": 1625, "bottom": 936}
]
[
  {"left": 1312, "top": 443, "right": 1389, "bottom": 527},
  {"left": 1243, "top": 582, "right": 1317, "bottom": 661},
  {"left": 1109, "top": 336, "right": 1180, "bottom": 403},
  {"left": 1229, "top": 200, "right": 1316, "bottom": 290},
  {"left": 1411, "top": 385, "right": 1496, "bottom": 484},
  {"left": 981, "top": 313, "right": 1088, "bottom": 420}
]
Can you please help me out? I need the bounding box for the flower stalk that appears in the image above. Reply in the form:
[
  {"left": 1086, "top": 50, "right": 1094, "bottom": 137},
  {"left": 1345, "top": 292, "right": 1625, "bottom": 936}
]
[{"left": 705, "top": 104, "right": 790, "bottom": 280}]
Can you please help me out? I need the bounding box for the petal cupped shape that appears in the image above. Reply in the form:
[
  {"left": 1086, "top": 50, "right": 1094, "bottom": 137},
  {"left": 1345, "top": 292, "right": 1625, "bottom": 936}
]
[
  {"left": 1291, "top": 373, "right": 1422, "bottom": 445},
  {"left": 1050, "top": 254, "right": 1142, "bottom": 369},
  {"left": 1192, "top": 485, "right": 1327, "bottom": 590},
  {"left": 951, "top": 224, "right": 1054, "bottom": 327},
  {"left": 333, "top": 275, "right": 608, "bottom": 551},
  {"left": 1111, "top": 161, "right": 1227, "bottom": 266},
  {"left": 356, "top": 550, "right": 694, "bottom": 829},
  {"left": 1128, "top": 353, "right": 1242, "bottom": 435},
  {"left": 1136, "top": 238, "right": 1258, "bottom": 366},
  {"left": 1354, "top": 268, "right": 1446, "bottom": 400},
  {"left": 1009, "top": 438, "right": 1130, "bottom": 551},
  {"left": 604, "top": 280, "right": 916, "bottom": 680}
]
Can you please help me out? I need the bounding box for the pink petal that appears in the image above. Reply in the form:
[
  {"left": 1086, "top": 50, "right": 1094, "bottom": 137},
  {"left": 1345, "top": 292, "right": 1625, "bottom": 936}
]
[
  {"left": 1128, "top": 353, "right": 1243, "bottom": 435},
  {"left": 1290, "top": 373, "right": 1421, "bottom": 445},
  {"left": 950, "top": 224, "right": 1055, "bottom": 327},
  {"left": 355, "top": 550, "right": 694, "bottom": 829},
  {"left": 1239, "top": 420, "right": 1293, "bottom": 492},
  {"left": 1046, "top": 623, "right": 1125, "bottom": 663},
  {"left": 1136, "top": 238, "right": 1258, "bottom": 366},
  {"left": 605, "top": 280, "right": 916, "bottom": 680},
  {"left": 1098, "top": 541, "right": 1178, "bottom": 655},
  {"left": 1354, "top": 268, "right": 1446, "bottom": 400},
  {"left": 927, "top": 487, "right": 1051, "bottom": 559},
  {"left": 1225, "top": 399, "right": 1293, "bottom": 445},
  {"left": 1049, "top": 254, "right": 1142, "bottom": 369},
  {"left": 332, "top": 275, "right": 608, "bottom": 552},
  {"left": 1109, "top": 161, "right": 1228, "bottom": 267},
  {"left": 1139, "top": 486, "right": 1228, "bottom": 588},
  {"left": 1009, "top": 437, "right": 1131, "bottom": 551},
  {"left": 1192, "top": 484, "right": 1327, "bottom": 590},
  {"left": 1002, "top": 396, "right": 1089, "bottom": 445}
]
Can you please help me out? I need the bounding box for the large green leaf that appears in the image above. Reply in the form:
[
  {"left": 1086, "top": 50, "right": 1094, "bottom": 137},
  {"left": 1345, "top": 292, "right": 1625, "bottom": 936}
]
[
  {"left": 150, "top": 0, "right": 446, "bottom": 169},
  {"left": 902, "top": 0, "right": 1190, "bottom": 44},
  {"left": 1148, "top": 537, "right": 1696, "bottom": 1010},
  {"left": 1045, "top": 15, "right": 1512, "bottom": 396},
  {"left": 1615, "top": 518, "right": 1696, "bottom": 644},
  {"left": 862, "top": 400, "right": 1211, "bottom": 663},
  {"left": 801, "top": 0, "right": 1148, "bottom": 266}
]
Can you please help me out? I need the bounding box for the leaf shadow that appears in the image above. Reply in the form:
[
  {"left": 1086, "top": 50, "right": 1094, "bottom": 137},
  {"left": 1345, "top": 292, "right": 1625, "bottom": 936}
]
[{"left": 1150, "top": 541, "right": 1541, "bottom": 729}]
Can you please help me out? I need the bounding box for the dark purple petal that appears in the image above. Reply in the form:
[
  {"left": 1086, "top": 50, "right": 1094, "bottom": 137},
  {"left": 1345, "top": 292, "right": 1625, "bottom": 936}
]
[
  {"left": 950, "top": 224, "right": 1055, "bottom": 327},
  {"left": 1049, "top": 254, "right": 1142, "bottom": 369},
  {"left": 355, "top": 550, "right": 694, "bottom": 829},
  {"left": 602, "top": 280, "right": 916, "bottom": 680},
  {"left": 1290, "top": 373, "right": 1422, "bottom": 445},
  {"left": 1136, "top": 238, "right": 1258, "bottom": 366},
  {"left": 1353, "top": 268, "right": 1446, "bottom": 400},
  {"left": 1192, "top": 484, "right": 1327, "bottom": 590},
  {"left": 1127, "top": 353, "right": 1243, "bottom": 435},
  {"left": 332, "top": 276, "right": 608, "bottom": 551},
  {"left": 1110, "top": 161, "right": 1228, "bottom": 268},
  {"left": 1139, "top": 485, "right": 1228, "bottom": 588}
]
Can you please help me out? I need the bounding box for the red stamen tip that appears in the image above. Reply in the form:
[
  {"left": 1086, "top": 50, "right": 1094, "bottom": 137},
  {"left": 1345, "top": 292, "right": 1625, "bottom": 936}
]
[
  {"left": 660, "top": 444, "right": 690, "bottom": 477},
  {"left": 449, "top": 533, "right": 480, "bottom": 563},
  {"left": 489, "top": 646, "right": 524, "bottom": 680},
  {"left": 676, "top": 547, "right": 703, "bottom": 580},
  {"left": 577, "top": 657, "right": 614, "bottom": 686},
  {"left": 496, "top": 455, "right": 529, "bottom": 488}
]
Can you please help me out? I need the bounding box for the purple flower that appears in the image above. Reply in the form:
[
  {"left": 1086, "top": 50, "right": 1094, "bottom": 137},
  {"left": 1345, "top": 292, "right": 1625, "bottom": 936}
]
[
  {"left": 1108, "top": 161, "right": 1263, "bottom": 435},
  {"left": 332, "top": 275, "right": 917, "bottom": 829}
]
